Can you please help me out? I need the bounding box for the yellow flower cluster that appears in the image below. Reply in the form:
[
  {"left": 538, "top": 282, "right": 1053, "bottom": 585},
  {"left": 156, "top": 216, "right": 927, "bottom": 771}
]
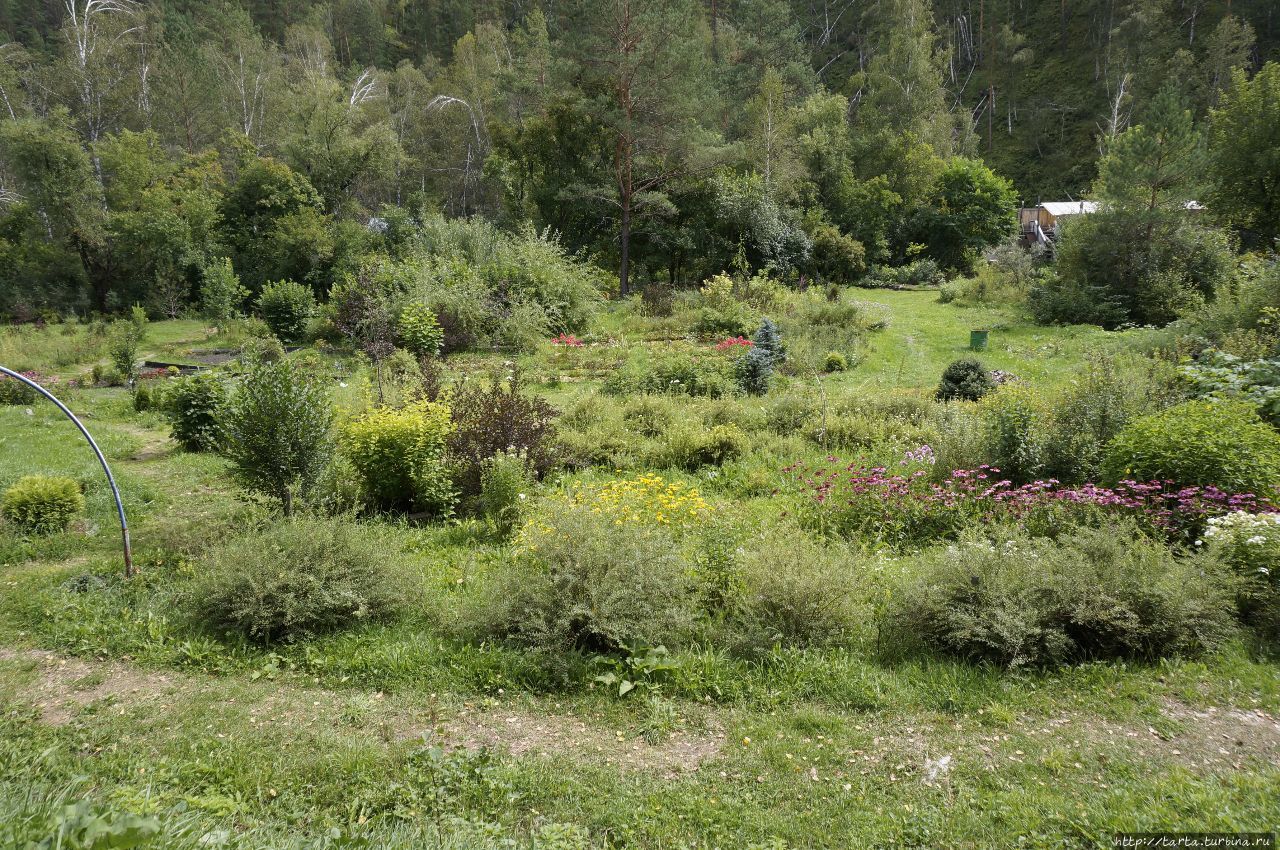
[{"left": 572, "top": 474, "right": 713, "bottom": 528}]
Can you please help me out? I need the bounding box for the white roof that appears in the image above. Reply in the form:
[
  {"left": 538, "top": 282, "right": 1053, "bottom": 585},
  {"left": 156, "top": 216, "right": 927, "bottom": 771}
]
[{"left": 1040, "top": 201, "right": 1099, "bottom": 216}]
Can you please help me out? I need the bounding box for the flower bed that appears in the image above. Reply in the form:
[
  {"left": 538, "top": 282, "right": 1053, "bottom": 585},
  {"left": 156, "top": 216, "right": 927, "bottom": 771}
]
[{"left": 790, "top": 448, "right": 1276, "bottom": 548}]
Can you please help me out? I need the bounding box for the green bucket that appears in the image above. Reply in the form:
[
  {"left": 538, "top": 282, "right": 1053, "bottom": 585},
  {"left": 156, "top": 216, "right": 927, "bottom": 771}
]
[{"left": 969, "top": 329, "right": 989, "bottom": 351}]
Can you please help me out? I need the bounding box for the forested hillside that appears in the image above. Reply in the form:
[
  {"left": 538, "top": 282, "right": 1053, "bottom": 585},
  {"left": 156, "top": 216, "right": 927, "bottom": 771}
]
[{"left": 0, "top": 0, "right": 1274, "bottom": 317}]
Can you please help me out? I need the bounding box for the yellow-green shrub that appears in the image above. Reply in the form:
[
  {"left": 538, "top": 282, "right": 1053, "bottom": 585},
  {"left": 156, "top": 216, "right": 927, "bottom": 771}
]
[
  {"left": 2, "top": 475, "right": 84, "bottom": 534},
  {"left": 340, "top": 400, "right": 456, "bottom": 515}
]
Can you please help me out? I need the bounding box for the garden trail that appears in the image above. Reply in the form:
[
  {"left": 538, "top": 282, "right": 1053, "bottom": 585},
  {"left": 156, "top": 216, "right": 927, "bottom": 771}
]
[
  {"left": 3, "top": 645, "right": 1280, "bottom": 784},
  {"left": 0, "top": 646, "right": 725, "bottom": 778}
]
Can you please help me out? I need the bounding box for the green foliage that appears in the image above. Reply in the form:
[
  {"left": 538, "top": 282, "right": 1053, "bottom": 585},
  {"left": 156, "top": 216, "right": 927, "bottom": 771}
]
[
  {"left": 604, "top": 352, "right": 734, "bottom": 398},
  {"left": 480, "top": 502, "right": 698, "bottom": 653},
  {"left": 479, "top": 449, "right": 535, "bottom": 535},
  {"left": 804, "top": 217, "right": 867, "bottom": 283},
  {"left": 199, "top": 258, "right": 248, "bottom": 322},
  {"left": 340, "top": 400, "right": 455, "bottom": 515},
  {"left": 187, "top": 518, "right": 414, "bottom": 644},
  {"left": 885, "top": 524, "right": 1239, "bottom": 668},
  {"left": 1180, "top": 350, "right": 1280, "bottom": 426},
  {"left": 936, "top": 358, "right": 994, "bottom": 401},
  {"left": 728, "top": 531, "right": 865, "bottom": 654},
  {"left": 912, "top": 157, "right": 1017, "bottom": 272},
  {"left": 1, "top": 475, "right": 83, "bottom": 534},
  {"left": 257, "top": 280, "right": 316, "bottom": 344},
  {"left": 163, "top": 372, "right": 226, "bottom": 451},
  {"left": 735, "top": 345, "right": 774, "bottom": 395},
  {"left": 106, "top": 320, "right": 143, "bottom": 381},
  {"left": 657, "top": 423, "right": 748, "bottom": 470},
  {"left": 1208, "top": 62, "right": 1280, "bottom": 244},
  {"left": 823, "top": 351, "right": 848, "bottom": 373},
  {"left": 0, "top": 373, "right": 38, "bottom": 405},
  {"left": 980, "top": 383, "right": 1047, "bottom": 484},
  {"left": 395, "top": 302, "right": 444, "bottom": 359},
  {"left": 221, "top": 358, "right": 335, "bottom": 515},
  {"left": 1103, "top": 400, "right": 1280, "bottom": 497},
  {"left": 622, "top": 395, "right": 675, "bottom": 437}
]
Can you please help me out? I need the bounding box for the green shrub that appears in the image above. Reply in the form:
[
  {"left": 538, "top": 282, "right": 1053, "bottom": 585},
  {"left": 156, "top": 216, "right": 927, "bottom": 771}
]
[
  {"left": 622, "top": 395, "right": 674, "bottom": 437},
  {"left": 823, "top": 351, "right": 848, "bottom": 373},
  {"left": 200, "top": 258, "right": 249, "bottom": 322},
  {"left": 164, "top": 372, "right": 227, "bottom": 451},
  {"left": 396, "top": 302, "right": 444, "bottom": 358},
  {"left": 187, "top": 518, "right": 414, "bottom": 644},
  {"left": 936, "top": 358, "right": 994, "bottom": 402},
  {"left": 883, "top": 523, "right": 1238, "bottom": 668},
  {"left": 479, "top": 503, "right": 698, "bottom": 653},
  {"left": 604, "top": 353, "right": 734, "bottom": 398},
  {"left": 764, "top": 394, "right": 817, "bottom": 435},
  {"left": 479, "top": 449, "right": 535, "bottom": 535},
  {"left": 221, "top": 358, "right": 335, "bottom": 515},
  {"left": 728, "top": 531, "right": 865, "bottom": 654},
  {"left": 0, "top": 372, "right": 39, "bottom": 405},
  {"left": 1, "top": 475, "right": 84, "bottom": 534},
  {"left": 341, "top": 400, "right": 455, "bottom": 515},
  {"left": 106, "top": 320, "right": 143, "bottom": 381},
  {"left": 1103, "top": 400, "right": 1280, "bottom": 497},
  {"left": 980, "top": 383, "right": 1047, "bottom": 484},
  {"left": 658, "top": 423, "right": 748, "bottom": 470},
  {"left": 734, "top": 345, "right": 773, "bottom": 395},
  {"left": 257, "top": 280, "right": 316, "bottom": 344}
]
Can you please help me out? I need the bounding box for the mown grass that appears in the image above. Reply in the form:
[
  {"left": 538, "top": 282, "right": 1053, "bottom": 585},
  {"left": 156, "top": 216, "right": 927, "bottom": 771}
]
[{"left": 0, "top": 299, "right": 1277, "bottom": 848}]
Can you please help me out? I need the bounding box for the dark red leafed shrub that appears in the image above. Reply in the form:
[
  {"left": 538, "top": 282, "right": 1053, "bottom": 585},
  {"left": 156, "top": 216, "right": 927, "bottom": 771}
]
[{"left": 447, "top": 372, "right": 558, "bottom": 503}]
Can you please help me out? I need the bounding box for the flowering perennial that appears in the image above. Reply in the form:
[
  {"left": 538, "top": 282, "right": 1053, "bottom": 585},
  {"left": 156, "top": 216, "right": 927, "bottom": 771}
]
[
  {"left": 790, "top": 447, "right": 1276, "bottom": 547},
  {"left": 551, "top": 333, "right": 584, "bottom": 347},
  {"left": 715, "top": 336, "right": 753, "bottom": 351}
]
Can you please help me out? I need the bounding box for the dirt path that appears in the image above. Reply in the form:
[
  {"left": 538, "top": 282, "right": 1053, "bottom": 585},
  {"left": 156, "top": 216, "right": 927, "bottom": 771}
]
[
  {"left": 2, "top": 645, "right": 1279, "bottom": 784},
  {"left": 0, "top": 647, "right": 725, "bottom": 777}
]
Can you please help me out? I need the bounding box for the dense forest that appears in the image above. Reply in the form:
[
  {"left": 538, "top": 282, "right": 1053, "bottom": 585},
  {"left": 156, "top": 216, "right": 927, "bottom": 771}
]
[{"left": 0, "top": 0, "right": 1276, "bottom": 318}]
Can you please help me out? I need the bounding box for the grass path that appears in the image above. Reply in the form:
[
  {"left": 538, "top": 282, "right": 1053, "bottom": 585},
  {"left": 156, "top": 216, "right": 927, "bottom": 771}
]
[{"left": 848, "top": 290, "right": 1119, "bottom": 390}]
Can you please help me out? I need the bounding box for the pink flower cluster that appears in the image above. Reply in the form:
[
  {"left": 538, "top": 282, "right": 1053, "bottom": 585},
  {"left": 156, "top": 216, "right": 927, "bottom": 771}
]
[
  {"left": 715, "top": 336, "right": 753, "bottom": 351},
  {"left": 551, "top": 333, "right": 584, "bottom": 347},
  {"left": 788, "top": 454, "right": 1277, "bottom": 543}
]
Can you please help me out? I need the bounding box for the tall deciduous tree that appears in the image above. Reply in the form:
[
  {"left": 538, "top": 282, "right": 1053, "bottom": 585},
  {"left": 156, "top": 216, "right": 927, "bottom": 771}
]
[
  {"left": 1208, "top": 62, "right": 1280, "bottom": 245},
  {"left": 571, "top": 0, "right": 720, "bottom": 296}
]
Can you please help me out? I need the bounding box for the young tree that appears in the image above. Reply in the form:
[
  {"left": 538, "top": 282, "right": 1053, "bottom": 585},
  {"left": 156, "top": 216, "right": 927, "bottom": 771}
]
[{"left": 221, "top": 357, "right": 334, "bottom": 516}]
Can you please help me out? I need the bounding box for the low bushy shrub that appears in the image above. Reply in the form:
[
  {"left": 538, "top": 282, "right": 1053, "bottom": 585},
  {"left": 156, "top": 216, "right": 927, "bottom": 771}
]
[
  {"left": 479, "top": 449, "right": 535, "bottom": 536},
  {"left": 622, "top": 395, "right": 675, "bottom": 437},
  {"left": 657, "top": 423, "right": 748, "bottom": 470},
  {"left": 200, "top": 258, "right": 249, "bottom": 322},
  {"left": 258, "top": 280, "right": 316, "bottom": 343},
  {"left": 1103, "top": 400, "right": 1280, "bottom": 498},
  {"left": 395, "top": 302, "right": 445, "bottom": 359},
  {"left": 604, "top": 353, "right": 734, "bottom": 398},
  {"left": 106, "top": 319, "right": 143, "bottom": 380},
  {"left": 221, "top": 358, "right": 334, "bottom": 515},
  {"left": 187, "top": 518, "right": 414, "bottom": 644},
  {"left": 479, "top": 502, "right": 699, "bottom": 653},
  {"left": 728, "top": 531, "right": 865, "bottom": 654},
  {"left": 447, "top": 373, "right": 558, "bottom": 503},
  {"left": 341, "top": 400, "right": 455, "bottom": 515},
  {"left": 823, "top": 352, "right": 848, "bottom": 373},
  {"left": 164, "top": 372, "right": 227, "bottom": 451},
  {"left": 883, "top": 523, "right": 1238, "bottom": 667},
  {"left": 936, "top": 358, "right": 994, "bottom": 402},
  {"left": 1, "top": 475, "right": 84, "bottom": 534},
  {"left": 0, "top": 371, "right": 39, "bottom": 405}
]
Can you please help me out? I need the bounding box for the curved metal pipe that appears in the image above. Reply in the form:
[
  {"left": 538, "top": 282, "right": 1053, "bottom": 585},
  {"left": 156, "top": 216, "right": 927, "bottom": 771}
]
[{"left": 0, "top": 366, "right": 133, "bottom": 577}]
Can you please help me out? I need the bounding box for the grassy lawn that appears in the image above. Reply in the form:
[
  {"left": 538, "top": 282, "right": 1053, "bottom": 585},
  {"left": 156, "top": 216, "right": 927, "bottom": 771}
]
[{"left": 0, "top": 299, "right": 1276, "bottom": 849}]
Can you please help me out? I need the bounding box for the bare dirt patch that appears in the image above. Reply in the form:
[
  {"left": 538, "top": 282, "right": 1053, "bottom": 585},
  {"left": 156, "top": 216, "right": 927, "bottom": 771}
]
[
  {"left": 0, "top": 647, "right": 725, "bottom": 775},
  {"left": 0, "top": 648, "right": 187, "bottom": 725},
  {"left": 429, "top": 706, "right": 725, "bottom": 778}
]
